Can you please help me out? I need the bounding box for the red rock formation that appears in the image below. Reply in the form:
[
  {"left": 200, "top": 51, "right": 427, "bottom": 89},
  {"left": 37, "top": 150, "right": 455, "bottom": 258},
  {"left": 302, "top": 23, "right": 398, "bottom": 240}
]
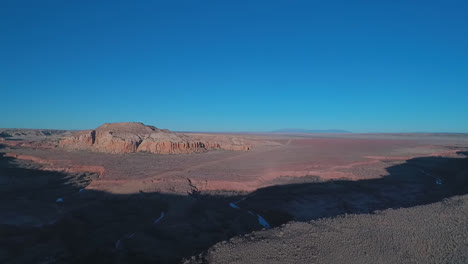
[
  {"left": 60, "top": 122, "right": 251, "bottom": 154},
  {"left": 60, "top": 130, "right": 95, "bottom": 146}
]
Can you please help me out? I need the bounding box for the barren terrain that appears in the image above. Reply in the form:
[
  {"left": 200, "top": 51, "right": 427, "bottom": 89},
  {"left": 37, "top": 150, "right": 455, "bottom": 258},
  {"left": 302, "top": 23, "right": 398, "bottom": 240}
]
[{"left": 1, "top": 125, "right": 468, "bottom": 263}]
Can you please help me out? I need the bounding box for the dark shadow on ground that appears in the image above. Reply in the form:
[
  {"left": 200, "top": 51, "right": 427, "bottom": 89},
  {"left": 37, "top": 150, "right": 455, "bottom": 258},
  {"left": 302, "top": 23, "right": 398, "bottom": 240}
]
[
  {"left": 240, "top": 151, "right": 468, "bottom": 223},
  {"left": 0, "top": 147, "right": 467, "bottom": 263}
]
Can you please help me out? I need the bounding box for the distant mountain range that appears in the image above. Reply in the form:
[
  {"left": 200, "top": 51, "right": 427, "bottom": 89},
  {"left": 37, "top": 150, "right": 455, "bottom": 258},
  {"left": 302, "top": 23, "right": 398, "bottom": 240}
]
[{"left": 271, "top": 128, "right": 351, "bottom": 133}]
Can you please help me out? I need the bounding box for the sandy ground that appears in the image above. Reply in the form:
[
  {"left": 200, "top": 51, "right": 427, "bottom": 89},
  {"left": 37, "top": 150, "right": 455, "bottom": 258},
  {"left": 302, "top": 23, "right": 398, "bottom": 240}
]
[
  {"left": 1, "top": 132, "right": 468, "bottom": 263},
  {"left": 3, "top": 133, "right": 467, "bottom": 194}
]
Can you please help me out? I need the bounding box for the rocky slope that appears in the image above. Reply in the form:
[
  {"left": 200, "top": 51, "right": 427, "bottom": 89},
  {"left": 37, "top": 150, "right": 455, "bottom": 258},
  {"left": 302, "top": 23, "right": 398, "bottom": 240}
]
[
  {"left": 60, "top": 122, "right": 251, "bottom": 154},
  {"left": 188, "top": 194, "right": 468, "bottom": 264}
]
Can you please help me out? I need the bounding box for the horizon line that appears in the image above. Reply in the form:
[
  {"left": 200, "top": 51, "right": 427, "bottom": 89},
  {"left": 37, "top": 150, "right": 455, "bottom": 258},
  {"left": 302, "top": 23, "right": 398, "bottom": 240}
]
[{"left": 1, "top": 126, "right": 468, "bottom": 135}]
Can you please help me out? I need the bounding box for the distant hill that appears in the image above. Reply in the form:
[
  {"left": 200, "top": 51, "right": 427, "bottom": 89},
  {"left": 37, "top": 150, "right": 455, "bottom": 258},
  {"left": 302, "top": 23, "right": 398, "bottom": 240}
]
[{"left": 271, "top": 128, "right": 351, "bottom": 133}]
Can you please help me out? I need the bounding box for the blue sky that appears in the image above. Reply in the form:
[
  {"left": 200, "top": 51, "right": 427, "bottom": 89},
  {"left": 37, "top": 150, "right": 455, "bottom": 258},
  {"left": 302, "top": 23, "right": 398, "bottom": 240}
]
[{"left": 1, "top": 0, "right": 467, "bottom": 132}]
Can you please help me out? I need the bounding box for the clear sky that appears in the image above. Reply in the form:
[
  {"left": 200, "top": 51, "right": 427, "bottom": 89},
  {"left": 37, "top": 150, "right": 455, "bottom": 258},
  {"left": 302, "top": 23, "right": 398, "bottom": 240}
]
[{"left": 1, "top": 0, "right": 467, "bottom": 132}]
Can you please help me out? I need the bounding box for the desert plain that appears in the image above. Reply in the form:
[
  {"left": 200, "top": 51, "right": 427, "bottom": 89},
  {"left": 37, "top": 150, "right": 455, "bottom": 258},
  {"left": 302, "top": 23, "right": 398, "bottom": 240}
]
[{"left": 1, "top": 122, "right": 467, "bottom": 263}]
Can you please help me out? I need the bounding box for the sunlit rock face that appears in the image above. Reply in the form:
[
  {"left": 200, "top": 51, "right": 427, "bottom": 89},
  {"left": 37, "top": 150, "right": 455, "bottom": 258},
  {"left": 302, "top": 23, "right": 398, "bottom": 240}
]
[{"left": 60, "top": 122, "right": 251, "bottom": 154}]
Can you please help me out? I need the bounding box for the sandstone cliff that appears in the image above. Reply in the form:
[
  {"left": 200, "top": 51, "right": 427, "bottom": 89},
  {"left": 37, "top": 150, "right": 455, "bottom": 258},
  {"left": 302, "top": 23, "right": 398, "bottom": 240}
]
[{"left": 60, "top": 122, "right": 251, "bottom": 154}]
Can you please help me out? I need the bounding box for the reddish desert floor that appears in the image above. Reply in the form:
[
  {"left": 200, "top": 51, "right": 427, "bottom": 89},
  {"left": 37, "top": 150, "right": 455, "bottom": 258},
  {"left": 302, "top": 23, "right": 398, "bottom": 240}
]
[
  {"left": 1, "top": 127, "right": 468, "bottom": 263},
  {"left": 2, "top": 131, "right": 467, "bottom": 194}
]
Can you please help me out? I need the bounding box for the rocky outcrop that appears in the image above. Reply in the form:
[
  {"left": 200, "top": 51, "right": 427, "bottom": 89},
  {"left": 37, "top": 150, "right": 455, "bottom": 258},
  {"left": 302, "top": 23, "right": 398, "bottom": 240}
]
[
  {"left": 137, "top": 141, "right": 221, "bottom": 154},
  {"left": 61, "top": 130, "right": 95, "bottom": 146},
  {"left": 60, "top": 122, "right": 251, "bottom": 154}
]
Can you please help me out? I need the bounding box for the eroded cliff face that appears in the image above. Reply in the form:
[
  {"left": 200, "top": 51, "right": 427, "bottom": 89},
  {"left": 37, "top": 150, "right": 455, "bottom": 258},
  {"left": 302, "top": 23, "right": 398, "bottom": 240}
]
[
  {"left": 60, "top": 122, "right": 251, "bottom": 154},
  {"left": 61, "top": 130, "right": 95, "bottom": 146}
]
